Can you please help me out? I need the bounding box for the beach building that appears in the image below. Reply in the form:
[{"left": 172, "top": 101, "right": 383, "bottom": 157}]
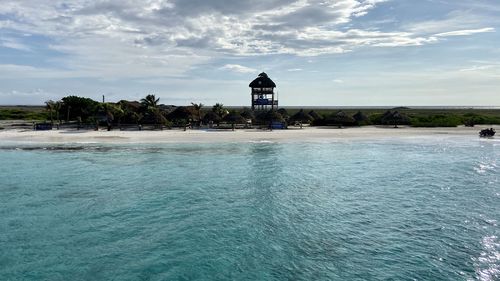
[{"left": 249, "top": 72, "right": 278, "bottom": 111}]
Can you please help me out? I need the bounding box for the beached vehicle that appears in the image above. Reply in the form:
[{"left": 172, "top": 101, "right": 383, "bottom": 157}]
[{"left": 479, "top": 128, "right": 495, "bottom": 138}]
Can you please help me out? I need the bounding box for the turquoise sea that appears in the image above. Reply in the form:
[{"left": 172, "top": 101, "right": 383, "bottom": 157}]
[{"left": 1, "top": 136, "right": 499, "bottom": 280}]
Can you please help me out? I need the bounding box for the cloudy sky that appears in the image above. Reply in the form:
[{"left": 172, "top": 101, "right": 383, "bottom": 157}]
[{"left": 0, "top": 0, "right": 499, "bottom": 106}]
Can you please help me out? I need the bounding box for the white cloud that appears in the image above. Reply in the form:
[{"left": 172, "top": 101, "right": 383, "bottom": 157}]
[
  {"left": 0, "top": 0, "right": 499, "bottom": 107},
  {"left": 459, "top": 65, "right": 496, "bottom": 72},
  {"left": 435, "top": 27, "right": 495, "bottom": 37},
  {"left": 0, "top": 38, "right": 32, "bottom": 51},
  {"left": 220, "top": 64, "right": 257, "bottom": 73}
]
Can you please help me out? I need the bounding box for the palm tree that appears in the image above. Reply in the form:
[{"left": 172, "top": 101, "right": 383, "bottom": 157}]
[
  {"left": 45, "top": 100, "right": 55, "bottom": 125},
  {"left": 141, "top": 94, "right": 160, "bottom": 109},
  {"left": 141, "top": 94, "right": 163, "bottom": 129},
  {"left": 132, "top": 112, "right": 143, "bottom": 127},
  {"left": 212, "top": 103, "right": 227, "bottom": 118},
  {"left": 150, "top": 107, "right": 167, "bottom": 130},
  {"left": 191, "top": 102, "right": 204, "bottom": 126},
  {"left": 54, "top": 101, "right": 62, "bottom": 128},
  {"left": 102, "top": 103, "right": 124, "bottom": 131}
]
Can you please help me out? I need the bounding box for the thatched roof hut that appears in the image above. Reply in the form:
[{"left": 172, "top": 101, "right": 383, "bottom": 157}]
[
  {"left": 308, "top": 110, "right": 322, "bottom": 120},
  {"left": 328, "top": 110, "right": 356, "bottom": 127},
  {"left": 277, "top": 108, "right": 289, "bottom": 118},
  {"left": 202, "top": 111, "right": 221, "bottom": 124},
  {"left": 290, "top": 109, "right": 313, "bottom": 122},
  {"left": 290, "top": 109, "right": 313, "bottom": 128},
  {"left": 353, "top": 111, "right": 369, "bottom": 125},
  {"left": 249, "top": 72, "right": 276, "bottom": 88},
  {"left": 240, "top": 108, "right": 255, "bottom": 120},
  {"left": 223, "top": 111, "right": 246, "bottom": 124},
  {"left": 257, "top": 110, "right": 284, "bottom": 123},
  {"left": 381, "top": 111, "right": 409, "bottom": 127},
  {"left": 168, "top": 106, "right": 193, "bottom": 121}
]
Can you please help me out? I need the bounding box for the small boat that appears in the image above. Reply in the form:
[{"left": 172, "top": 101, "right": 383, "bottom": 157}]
[{"left": 479, "top": 128, "right": 496, "bottom": 138}]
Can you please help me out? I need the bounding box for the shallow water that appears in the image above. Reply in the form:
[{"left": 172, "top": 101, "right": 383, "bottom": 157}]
[{"left": 0, "top": 136, "right": 499, "bottom": 280}]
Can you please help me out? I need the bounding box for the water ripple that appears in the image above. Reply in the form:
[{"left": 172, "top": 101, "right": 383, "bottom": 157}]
[{"left": 0, "top": 138, "right": 499, "bottom": 280}]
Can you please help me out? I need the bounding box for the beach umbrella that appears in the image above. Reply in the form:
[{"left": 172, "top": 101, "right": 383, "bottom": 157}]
[
  {"left": 329, "top": 110, "right": 356, "bottom": 128},
  {"left": 202, "top": 111, "right": 221, "bottom": 127},
  {"left": 290, "top": 109, "right": 313, "bottom": 128},
  {"left": 240, "top": 108, "right": 255, "bottom": 120},
  {"left": 352, "top": 111, "right": 369, "bottom": 125},
  {"left": 382, "top": 111, "right": 409, "bottom": 128},
  {"left": 277, "top": 108, "right": 289, "bottom": 119},
  {"left": 256, "top": 110, "right": 284, "bottom": 130},
  {"left": 261, "top": 110, "right": 284, "bottom": 122},
  {"left": 168, "top": 106, "right": 193, "bottom": 121},
  {"left": 223, "top": 111, "right": 246, "bottom": 123},
  {"left": 265, "top": 110, "right": 284, "bottom": 130},
  {"left": 167, "top": 106, "right": 193, "bottom": 129},
  {"left": 223, "top": 111, "right": 246, "bottom": 130},
  {"left": 308, "top": 110, "right": 322, "bottom": 121}
]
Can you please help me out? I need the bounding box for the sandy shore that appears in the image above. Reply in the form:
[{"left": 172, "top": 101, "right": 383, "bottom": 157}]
[{"left": 0, "top": 126, "right": 493, "bottom": 144}]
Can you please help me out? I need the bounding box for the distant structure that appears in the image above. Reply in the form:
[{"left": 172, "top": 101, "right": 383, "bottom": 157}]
[{"left": 249, "top": 72, "right": 277, "bottom": 111}]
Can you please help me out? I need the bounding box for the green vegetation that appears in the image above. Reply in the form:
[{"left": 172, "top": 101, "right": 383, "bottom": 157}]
[
  {"left": 1, "top": 99, "right": 500, "bottom": 129},
  {"left": 0, "top": 107, "right": 48, "bottom": 120}
]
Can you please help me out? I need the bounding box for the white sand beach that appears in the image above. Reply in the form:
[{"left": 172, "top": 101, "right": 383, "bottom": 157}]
[{"left": 0, "top": 126, "right": 493, "bottom": 144}]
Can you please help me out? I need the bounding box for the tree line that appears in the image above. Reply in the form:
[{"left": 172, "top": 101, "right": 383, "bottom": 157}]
[{"left": 38, "top": 94, "right": 500, "bottom": 130}]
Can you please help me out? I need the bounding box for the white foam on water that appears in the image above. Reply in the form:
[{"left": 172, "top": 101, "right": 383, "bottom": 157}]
[{"left": 474, "top": 160, "right": 498, "bottom": 174}]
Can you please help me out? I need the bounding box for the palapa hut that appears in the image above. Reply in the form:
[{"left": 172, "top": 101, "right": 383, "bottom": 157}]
[
  {"left": 168, "top": 106, "right": 193, "bottom": 129},
  {"left": 308, "top": 110, "right": 322, "bottom": 121},
  {"left": 329, "top": 110, "right": 356, "bottom": 128},
  {"left": 290, "top": 109, "right": 313, "bottom": 128},
  {"left": 240, "top": 108, "right": 255, "bottom": 121},
  {"left": 249, "top": 72, "right": 277, "bottom": 111},
  {"left": 202, "top": 111, "right": 221, "bottom": 128},
  {"left": 223, "top": 111, "right": 246, "bottom": 131},
  {"left": 382, "top": 111, "right": 409, "bottom": 128},
  {"left": 352, "top": 111, "right": 369, "bottom": 125},
  {"left": 256, "top": 110, "right": 285, "bottom": 130},
  {"left": 277, "top": 108, "right": 289, "bottom": 119}
]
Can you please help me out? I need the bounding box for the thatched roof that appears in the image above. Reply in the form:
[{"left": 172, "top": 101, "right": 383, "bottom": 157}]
[
  {"left": 335, "top": 110, "right": 348, "bottom": 118},
  {"left": 381, "top": 110, "right": 410, "bottom": 125},
  {"left": 168, "top": 106, "right": 192, "bottom": 120},
  {"left": 352, "top": 111, "right": 368, "bottom": 122},
  {"left": 118, "top": 100, "right": 141, "bottom": 111},
  {"left": 290, "top": 109, "right": 313, "bottom": 122},
  {"left": 308, "top": 110, "right": 322, "bottom": 120},
  {"left": 249, "top": 72, "right": 276, "bottom": 88},
  {"left": 240, "top": 108, "right": 255, "bottom": 120},
  {"left": 202, "top": 111, "right": 221, "bottom": 123},
  {"left": 223, "top": 112, "right": 246, "bottom": 124},
  {"left": 277, "top": 108, "right": 289, "bottom": 118},
  {"left": 327, "top": 110, "right": 356, "bottom": 126},
  {"left": 257, "top": 110, "right": 284, "bottom": 122}
]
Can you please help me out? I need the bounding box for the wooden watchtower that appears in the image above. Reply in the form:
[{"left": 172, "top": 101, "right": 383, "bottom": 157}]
[{"left": 249, "top": 72, "right": 277, "bottom": 111}]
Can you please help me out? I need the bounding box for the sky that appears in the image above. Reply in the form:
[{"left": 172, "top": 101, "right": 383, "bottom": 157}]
[{"left": 0, "top": 0, "right": 499, "bottom": 106}]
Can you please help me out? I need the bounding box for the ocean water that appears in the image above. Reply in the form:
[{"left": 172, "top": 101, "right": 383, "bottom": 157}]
[{"left": 0, "top": 136, "right": 499, "bottom": 281}]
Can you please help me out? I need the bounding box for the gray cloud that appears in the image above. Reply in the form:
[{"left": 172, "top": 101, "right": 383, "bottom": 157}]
[{"left": 0, "top": 0, "right": 496, "bottom": 78}]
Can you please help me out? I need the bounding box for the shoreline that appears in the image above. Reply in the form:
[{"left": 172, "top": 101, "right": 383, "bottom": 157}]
[{"left": 0, "top": 126, "right": 494, "bottom": 144}]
